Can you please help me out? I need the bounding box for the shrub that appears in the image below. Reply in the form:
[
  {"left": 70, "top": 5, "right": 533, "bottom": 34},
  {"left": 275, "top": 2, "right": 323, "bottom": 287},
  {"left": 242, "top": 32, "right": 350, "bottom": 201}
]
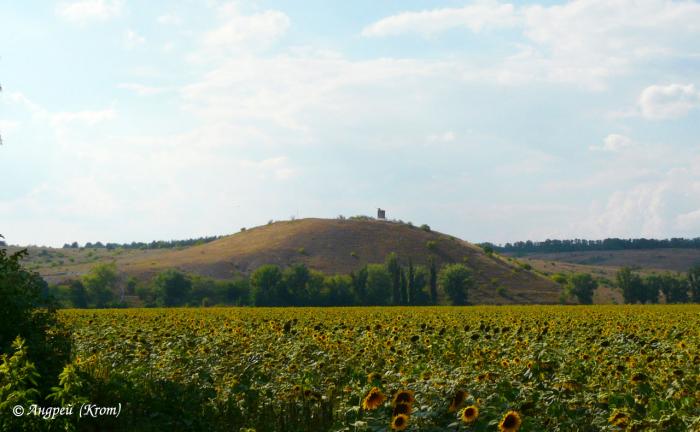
[
  {"left": 426, "top": 240, "right": 437, "bottom": 251},
  {"left": 420, "top": 224, "right": 431, "bottom": 232}
]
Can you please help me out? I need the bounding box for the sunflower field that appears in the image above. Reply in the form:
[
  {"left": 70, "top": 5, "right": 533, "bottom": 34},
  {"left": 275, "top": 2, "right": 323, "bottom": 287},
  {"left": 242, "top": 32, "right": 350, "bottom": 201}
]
[{"left": 54, "top": 306, "right": 699, "bottom": 431}]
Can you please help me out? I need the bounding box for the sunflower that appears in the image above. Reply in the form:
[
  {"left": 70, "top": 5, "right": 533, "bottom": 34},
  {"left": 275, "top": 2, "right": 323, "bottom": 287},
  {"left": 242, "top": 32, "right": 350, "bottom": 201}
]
[
  {"left": 393, "top": 402, "right": 412, "bottom": 417},
  {"left": 362, "top": 387, "right": 386, "bottom": 410},
  {"left": 498, "top": 411, "right": 522, "bottom": 432},
  {"left": 393, "top": 389, "right": 415, "bottom": 406},
  {"left": 448, "top": 389, "right": 467, "bottom": 412},
  {"left": 460, "top": 405, "right": 479, "bottom": 423},
  {"left": 608, "top": 411, "right": 629, "bottom": 428},
  {"left": 630, "top": 372, "right": 647, "bottom": 384},
  {"left": 391, "top": 414, "right": 409, "bottom": 431}
]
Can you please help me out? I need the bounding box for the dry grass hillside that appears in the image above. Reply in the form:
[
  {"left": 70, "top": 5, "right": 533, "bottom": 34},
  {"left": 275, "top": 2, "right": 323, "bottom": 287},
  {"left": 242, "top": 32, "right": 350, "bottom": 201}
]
[
  {"left": 12, "top": 218, "right": 562, "bottom": 304},
  {"left": 503, "top": 249, "right": 700, "bottom": 273}
]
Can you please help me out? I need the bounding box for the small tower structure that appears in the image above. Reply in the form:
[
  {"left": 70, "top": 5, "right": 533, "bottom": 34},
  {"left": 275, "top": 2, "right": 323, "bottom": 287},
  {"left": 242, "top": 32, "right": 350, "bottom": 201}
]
[{"left": 377, "top": 208, "right": 386, "bottom": 220}]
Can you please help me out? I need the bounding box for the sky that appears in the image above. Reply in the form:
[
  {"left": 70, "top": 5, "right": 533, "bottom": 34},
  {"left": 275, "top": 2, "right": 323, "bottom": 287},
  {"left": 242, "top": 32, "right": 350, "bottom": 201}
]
[{"left": 1, "top": 0, "right": 700, "bottom": 247}]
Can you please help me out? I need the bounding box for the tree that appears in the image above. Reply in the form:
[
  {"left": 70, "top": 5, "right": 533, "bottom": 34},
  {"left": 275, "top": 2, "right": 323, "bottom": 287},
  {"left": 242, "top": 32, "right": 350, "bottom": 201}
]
[
  {"left": 428, "top": 256, "right": 438, "bottom": 304},
  {"left": 399, "top": 267, "right": 408, "bottom": 306},
  {"left": 82, "top": 262, "right": 118, "bottom": 308},
  {"left": 616, "top": 267, "right": 644, "bottom": 304},
  {"left": 152, "top": 270, "right": 192, "bottom": 306},
  {"left": 321, "top": 275, "right": 355, "bottom": 306},
  {"left": 688, "top": 265, "right": 700, "bottom": 303},
  {"left": 566, "top": 273, "right": 597, "bottom": 304},
  {"left": 250, "top": 265, "right": 283, "bottom": 306},
  {"left": 648, "top": 273, "right": 688, "bottom": 303},
  {"left": 0, "top": 239, "right": 69, "bottom": 394},
  {"left": 68, "top": 280, "right": 87, "bottom": 308},
  {"left": 365, "top": 264, "right": 392, "bottom": 305},
  {"left": 350, "top": 266, "right": 368, "bottom": 303},
  {"left": 407, "top": 259, "right": 416, "bottom": 305},
  {"left": 283, "top": 263, "right": 311, "bottom": 305},
  {"left": 385, "top": 253, "right": 401, "bottom": 305},
  {"left": 438, "top": 263, "right": 473, "bottom": 305}
]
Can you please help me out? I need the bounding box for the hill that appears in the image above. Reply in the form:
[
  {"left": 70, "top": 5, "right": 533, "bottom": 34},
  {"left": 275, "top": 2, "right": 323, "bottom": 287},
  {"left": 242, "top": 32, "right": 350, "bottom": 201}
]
[
  {"left": 11, "top": 218, "right": 562, "bottom": 304},
  {"left": 504, "top": 249, "right": 700, "bottom": 273}
]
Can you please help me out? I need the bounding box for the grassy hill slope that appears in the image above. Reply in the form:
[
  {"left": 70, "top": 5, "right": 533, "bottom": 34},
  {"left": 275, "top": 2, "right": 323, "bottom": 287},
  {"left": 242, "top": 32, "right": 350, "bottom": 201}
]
[{"left": 12, "top": 218, "right": 562, "bottom": 304}]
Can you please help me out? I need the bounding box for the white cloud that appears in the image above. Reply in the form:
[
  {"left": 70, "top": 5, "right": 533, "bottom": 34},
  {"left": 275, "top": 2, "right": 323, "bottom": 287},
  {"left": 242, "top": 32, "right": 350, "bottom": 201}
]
[
  {"left": 361, "top": 1, "right": 517, "bottom": 37},
  {"left": 576, "top": 158, "right": 700, "bottom": 238},
  {"left": 56, "top": 0, "right": 122, "bottom": 24},
  {"left": 118, "top": 83, "right": 168, "bottom": 96},
  {"left": 50, "top": 109, "right": 116, "bottom": 127},
  {"left": 196, "top": 4, "right": 290, "bottom": 61},
  {"left": 427, "top": 131, "right": 456, "bottom": 143},
  {"left": 638, "top": 83, "right": 700, "bottom": 119},
  {"left": 123, "top": 29, "right": 146, "bottom": 49},
  {"left": 157, "top": 13, "right": 182, "bottom": 25},
  {"left": 364, "top": 0, "right": 700, "bottom": 88},
  {"left": 590, "top": 134, "right": 633, "bottom": 152}
]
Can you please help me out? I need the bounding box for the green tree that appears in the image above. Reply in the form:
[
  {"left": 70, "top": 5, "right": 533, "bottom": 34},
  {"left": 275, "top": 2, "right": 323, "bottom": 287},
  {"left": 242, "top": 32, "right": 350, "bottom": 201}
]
[
  {"left": 350, "top": 266, "right": 368, "bottom": 303},
  {"left": 0, "top": 239, "right": 69, "bottom": 395},
  {"left": 399, "top": 267, "right": 408, "bottom": 306},
  {"left": 68, "top": 280, "right": 87, "bottom": 308},
  {"left": 411, "top": 266, "right": 430, "bottom": 305},
  {"left": 616, "top": 267, "right": 644, "bottom": 304},
  {"left": 385, "top": 252, "right": 401, "bottom": 305},
  {"left": 152, "top": 269, "right": 192, "bottom": 306},
  {"left": 321, "top": 275, "right": 355, "bottom": 306},
  {"left": 365, "top": 264, "right": 391, "bottom": 305},
  {"left": 428, "top": 256, "right": 438, "bottom": 304},
  {"left": 688, "top": 264, "right": 700, "bottom": 303},
  {"left": 566, "top": 273, "right": 597, "bottom": 304},
  {"left": 438, "top": 263, "right": 473, "bottom": 305},
  {"left": 407, "top": 259, "right": 416, "bottom": 305},
  {"left": 82, "top": 262, "right": 118, "bottom": 307},
  {"left": 250, "top": 265, "right": 283, "bottom": 306},
  {"left": 283, "top": 263, "right": 311, "bottom": 305}
]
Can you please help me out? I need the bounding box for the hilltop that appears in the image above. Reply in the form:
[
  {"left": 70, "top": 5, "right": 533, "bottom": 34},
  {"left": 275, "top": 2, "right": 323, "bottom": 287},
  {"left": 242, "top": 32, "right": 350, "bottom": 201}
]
[{"left": 11, "top": 218, "right": 561, "bottom": 304}]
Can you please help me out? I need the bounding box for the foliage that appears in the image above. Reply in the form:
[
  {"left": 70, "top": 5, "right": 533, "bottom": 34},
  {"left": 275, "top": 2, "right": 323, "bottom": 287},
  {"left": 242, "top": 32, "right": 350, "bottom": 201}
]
[
  {"left": 81, "top": 262, "right": 118, "bottom": 307},
  {"left": 438, "top": 264, "right": 473, "bottom": 305},
  {"left": 489, "top": 237, "right": 700, "bottom": 253},
  {"left": 566, "top": 273, "right": 597, "bottom": 304}
]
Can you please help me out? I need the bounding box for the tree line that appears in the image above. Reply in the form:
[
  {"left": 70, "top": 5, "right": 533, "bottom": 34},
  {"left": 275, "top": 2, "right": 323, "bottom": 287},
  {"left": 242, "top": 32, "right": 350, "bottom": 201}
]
[
  {"left": 482, "top": 237, "right": 700, "bottom": 254},
  {"left": 58, "top": 235, "right": 224, "bottom": 250},
  {"left": 48, "top": 253, "right": 476, "bottom": 308},
  {"left": 552, "top": 265, "right": 700, "bottom": 304}
]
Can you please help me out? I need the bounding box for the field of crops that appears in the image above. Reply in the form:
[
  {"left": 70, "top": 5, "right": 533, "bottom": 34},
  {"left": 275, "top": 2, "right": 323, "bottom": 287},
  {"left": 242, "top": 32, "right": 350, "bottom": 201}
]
[{"left": 60, "top": 306, "right": 699, "bottom": 431}]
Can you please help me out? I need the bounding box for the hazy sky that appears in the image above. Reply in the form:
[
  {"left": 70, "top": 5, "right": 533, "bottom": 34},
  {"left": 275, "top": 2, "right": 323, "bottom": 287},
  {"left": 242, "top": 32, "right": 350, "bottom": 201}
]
[{"left": 1, "top": 0, "right": 700, "bottom": 247}]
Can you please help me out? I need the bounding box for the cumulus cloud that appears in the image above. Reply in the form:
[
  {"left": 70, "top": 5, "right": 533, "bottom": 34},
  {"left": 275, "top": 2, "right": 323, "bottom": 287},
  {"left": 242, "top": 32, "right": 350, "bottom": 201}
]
[
  {"left": 590, "top": 134, "right": 633, "bottom": 152},
  {"left": 195, "top": 4, "right": 290, "bottom": 61},
  {"left": 157, "top": 13, "right": 182, "bottom": 25},
  {"left": 56, "top": 0, "right": 122, "bottom": 24},
  {"left": 361, "top": 1, "right": 517, "bottom": 37},
  {"left": 638, "top": 83, "right": 700, "bottom": 119},
  {"left": 363, "top": 0, "right": 700, "bottom": 88},
  {"left": 50, "top": 109, "right": 116, "bottom": 127},
  {"left": 123, "top": 29, "right": 146, "bottom": 49},
  {"left": 117, "top": 83, "right": 168, "bottom": 96}
]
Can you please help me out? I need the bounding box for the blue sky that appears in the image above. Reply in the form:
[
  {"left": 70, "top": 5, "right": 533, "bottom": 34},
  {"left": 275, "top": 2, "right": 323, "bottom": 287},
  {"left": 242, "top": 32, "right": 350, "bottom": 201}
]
[{"left": 1, "top": 0, "right": 700, "bottom": 247}]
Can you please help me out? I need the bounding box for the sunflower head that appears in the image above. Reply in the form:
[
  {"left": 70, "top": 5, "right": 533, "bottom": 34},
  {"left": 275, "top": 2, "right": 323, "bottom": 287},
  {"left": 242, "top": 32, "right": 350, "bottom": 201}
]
[
  {"left": 391, "top": 414, "right": 409, "bottom": 431},
  {"left": 630, "top": 372, "right": 647, "bottom": 383},
  {"left": 362, "top": 387, "right": 386, "bottom": 411},
  {"left": 393, "top": 402, "right": 412, "bottom": 417},
  {"left": 498, "top": 411, "right": 522, "bottom": 432},
  {"left": 393, "top": 389, "right": 415, "bottom": 406},
  {"left": 608, "top": 411, "right": 629, "bottom": 427},
  {"left": 448, "top": 389, "right": 468, "bottom": 412},
  {"left": 460, "top": 405, "right": 479, "bottom": 423}
]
